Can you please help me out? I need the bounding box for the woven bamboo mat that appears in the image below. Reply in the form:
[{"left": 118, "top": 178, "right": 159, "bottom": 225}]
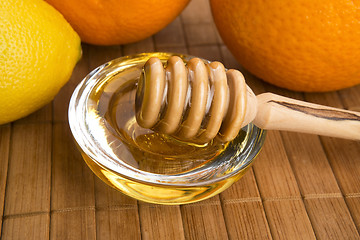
[{"left": 1, "top": 0, "right": 360, "bottom": 239}]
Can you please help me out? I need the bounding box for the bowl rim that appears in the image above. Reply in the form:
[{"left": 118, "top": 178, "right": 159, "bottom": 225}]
[{"left": 68, "top": 52, "right": 267, "bottom": 187}]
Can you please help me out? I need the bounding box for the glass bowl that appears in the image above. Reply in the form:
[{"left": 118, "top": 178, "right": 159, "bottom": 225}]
[{"left": 68, "top": 52, "right": 266, "bottom": 205}]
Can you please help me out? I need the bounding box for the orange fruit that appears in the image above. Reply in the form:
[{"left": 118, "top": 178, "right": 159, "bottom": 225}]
[
  {"left": 210, "top": 0, "right": 360, "bottom": 92},
  {"left": 45, "top": 0, "right": 190, "bottom": 45}
]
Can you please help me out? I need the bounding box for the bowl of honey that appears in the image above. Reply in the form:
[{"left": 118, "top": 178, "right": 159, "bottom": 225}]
[{"left": 68, "top": 52, "right": 266, "bottom": 205}]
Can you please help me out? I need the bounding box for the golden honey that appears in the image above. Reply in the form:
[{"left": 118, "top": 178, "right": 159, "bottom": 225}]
[{"left": 69, "top": 53, "right": 266, "bottom": 204}]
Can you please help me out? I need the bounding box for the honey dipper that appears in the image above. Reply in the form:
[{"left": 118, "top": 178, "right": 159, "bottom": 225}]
[{"left": 135, "top": 56, "right": 360, "bottom": 143}]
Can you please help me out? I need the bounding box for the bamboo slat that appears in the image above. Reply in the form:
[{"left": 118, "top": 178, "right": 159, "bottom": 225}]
[
  {"left": 264, "top": 200, "right": 316, "bottom": 239},
  {"left": 281, "top": 132, "right": 341, "bottom": 195},
  {"left": 138, "top": 204, "right": 185, "bottom": 240},
  {"left": 2, "top": 214, "right": 49, "bottom": 239},
  {"left": 346, "top": 197, "right": 360, "bottom": 231},
  {"left": 0, "top": 124, "right": 11, "bottom": 235},
  {"left": 181, "top": 197, "right": 228, "bottom": 240},
  {"left": 51, "top": 210, "right": 96, "bottom": 240},
  {"left": 51, "top": 123, "right": 96, "bottom": 210},
  {"left": 339, "top": 85, "right": 360, "bottom": 111},
  {"left": 154, "top": 18, "right": 186, "bottom": 49},
  {"left": 305, "top": 198, "right": 359, "bottom": 239},
  {"left": 2, "top": 106, "right": 52, "bottom": 238},
  {"left": 222, "top": 200, "right": 271, "bottom": 240},
  {"left": 253, "top": 131, "right": 301, "bottom": 198},
  {"left": 183, "top": 23, "right": 218, "bottom": 47},
  {"left": 51, "top": 122, "right": 96, "bottom": 239},
  {"left": 123, "top": 38, "right": 155, "bottom": 55},
  {"left": 94, "top": 178, "right": 141, "bottom": 240},
  {"left": 5, "top": 122, "right": 51, "bottom": 215},
  {"left": 221, "top": 169, "right": 272, "bottom": 239},
  {"left": 181, "top": 0, "right": 213, "bottom": 24},
  {"left": 188, "top": 46, "right": 222, "bottom": 62}
]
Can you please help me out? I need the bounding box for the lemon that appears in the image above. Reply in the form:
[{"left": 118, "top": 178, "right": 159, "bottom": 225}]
[{"left": 0, "top": 0, "right": 81, "bottom": 124}]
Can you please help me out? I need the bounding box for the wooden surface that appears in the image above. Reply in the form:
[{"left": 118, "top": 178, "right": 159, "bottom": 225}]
[{"left": 1, "top": 0, "right": 360, "bottom": 239}]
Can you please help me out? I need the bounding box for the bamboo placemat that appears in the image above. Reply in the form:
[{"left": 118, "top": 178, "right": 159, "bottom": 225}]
[{"left": 1, "top": 0, "right": 360, "bottom": 239}]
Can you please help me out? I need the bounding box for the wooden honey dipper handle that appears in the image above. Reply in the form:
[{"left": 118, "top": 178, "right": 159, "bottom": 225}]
[
  {"left": 254, "top": 93, "right": 360, "bottom": 140},
  {"left": 136, "top": 56, "right": 360, "bottom": 142}
]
